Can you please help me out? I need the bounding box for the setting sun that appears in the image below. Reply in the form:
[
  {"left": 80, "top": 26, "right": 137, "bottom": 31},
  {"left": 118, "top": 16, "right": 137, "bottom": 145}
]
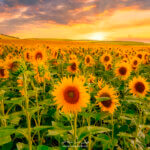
[{"left": 88, "top": 32, "right": 106, "bottom": 41}]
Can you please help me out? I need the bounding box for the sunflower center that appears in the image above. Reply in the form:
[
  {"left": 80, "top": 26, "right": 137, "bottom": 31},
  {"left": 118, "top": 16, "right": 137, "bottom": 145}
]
[
  {"left": 107, "top": 64, "right": 111, "bottom": 70},
  {"left": 35, "top": 52, "right": 43, "bottom": 60},
  {"left": 64, "top": 86, "right": 79, "bottom": 104},
  {"left": 104, "top": 56, "right": 109, "bottom": 61},
  {"left": 134, "top": 82, "right": 145, "bottom": 93},
  {"left": 86, "top": 57, "right": 90, "bottom": 63},
  {"left": 133, "top": 60, "right": 137, "bottom": 65},
  {"left": 119, "top": 67, "right": 127, "bottom": 75},
  {"left": 137, "top": 54, "right": 142, "bottom": 59},
  {"left": 54, "top": 52, "right": 57, "bottom": 57},
  {"left": 71, "top": 63, "right": 76, "bottom": 71},
  {"left": 0, "top": 69, "right": 5, "bottom": 77},
  {"left": 100, "top": 93, "right": 112, "bottom": 108},
  {"left": 26, "top": 53, "right": 30, "bottom": 59}
]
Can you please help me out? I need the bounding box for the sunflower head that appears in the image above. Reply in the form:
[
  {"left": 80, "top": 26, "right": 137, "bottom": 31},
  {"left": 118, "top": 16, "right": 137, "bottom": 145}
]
[
  {"left": 5, "top": 57, "right": 19, "bottom": 72},
  {"left": 105, "top": 63, "right": 112, "bottom": 71},
  {"left": 52, "top": 77, "right": 90, "bottom": 114},
  {"left": 115, "top": 62, "right": 131, "bottom": 80},
  {"left": 33, "top": 49, "right": 47, "bottom": 64},
  {"left": 100, "top": 53, "right": 112, "bottom": 65},
  {"left": 24, "top": 50, "right": 32, "bottom": 62},
  {"left": 96, "top": 85, "right": 119, "bottom": 114},
  {"left": 67, "top": 60, "right": 79, "bottom": 74},
  {"left": 129, "top": 76, "right": 149, "bottom": 97},
  {"left": 85, "top": 55, "right": 95, "bottom": 67}
]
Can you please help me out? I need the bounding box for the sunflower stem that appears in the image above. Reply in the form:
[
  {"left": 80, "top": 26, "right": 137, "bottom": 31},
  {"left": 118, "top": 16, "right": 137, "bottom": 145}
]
[
  {"left": 0, "top": 99, "right": 7, "bottom": 127},
  {"left": 74, "top": 113, "right": 77, "bottom": 150},
  {"left": 88, "top": 116, "right": 91, "bottom": 150},
  {"left": 24, "top": 73, "right": 32, "bottom": 150},
  {"left": 111, "top": 114, "right": 114, "bottom": 150},
  {"left": 36, "top": 88, "right": 41, "bottom": 144}
]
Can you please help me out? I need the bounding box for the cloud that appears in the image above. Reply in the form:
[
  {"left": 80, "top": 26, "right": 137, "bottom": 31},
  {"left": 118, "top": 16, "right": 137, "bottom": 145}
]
[{"left": 0, "top": 0, "right": 150, "bottom": 39}]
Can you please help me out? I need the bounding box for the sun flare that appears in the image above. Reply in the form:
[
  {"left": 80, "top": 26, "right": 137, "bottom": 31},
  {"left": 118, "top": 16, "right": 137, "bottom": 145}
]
[{"left": 88, "top": 32, "right": 106, "bottom": 41}]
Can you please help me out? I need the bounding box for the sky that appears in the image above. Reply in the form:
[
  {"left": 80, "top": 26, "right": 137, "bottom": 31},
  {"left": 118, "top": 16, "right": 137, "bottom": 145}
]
[{"left": 0, "top": 0, "right": 150, "bottom": 42}]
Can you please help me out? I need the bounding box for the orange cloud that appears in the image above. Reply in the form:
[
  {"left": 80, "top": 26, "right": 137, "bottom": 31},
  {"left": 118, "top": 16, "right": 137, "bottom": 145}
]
[{"left": 69, "top": 5, "right": 96, "bottom": 15}]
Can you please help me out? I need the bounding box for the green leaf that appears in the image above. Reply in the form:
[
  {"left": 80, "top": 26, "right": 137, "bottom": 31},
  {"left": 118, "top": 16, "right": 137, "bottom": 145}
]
[
  {"left": 48, "top": 129, "right": 68, "bottom": 136},
  {"left": 77, "top": 126, "right": 111, "bottom": 144},
  {"left": 0, "top": 136, "right": 11, "bottom": 146},
  {"left": 37, "top": 145, "right": 49, "bottom": 150},
  {"left": 96, "top": 97, "right": 111, "bottom": 102},
  {"left": 5, "top": 97, "right": 25, "bottom": 104},
  {"left": 117, "top": 132, "right": 134, "bottom": 138}
]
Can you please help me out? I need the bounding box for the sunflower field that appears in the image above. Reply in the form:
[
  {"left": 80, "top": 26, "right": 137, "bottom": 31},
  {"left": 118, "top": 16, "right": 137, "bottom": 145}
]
[{"left": 0, "top": 39, "right": 150, "bottom": 150}]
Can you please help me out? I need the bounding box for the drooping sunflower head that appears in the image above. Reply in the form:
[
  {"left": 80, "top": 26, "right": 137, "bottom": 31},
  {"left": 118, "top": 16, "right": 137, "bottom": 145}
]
[
  {"left": 129, "top": 76, "right": 149, "bottom": 97},
  {"left": 96, "top": 85, "right": 119, "bottom": 114},
  {"left": 52, "top": 77, "right": 90, "bottom": 113},
  {"left": 115, "top": 62, "right": 131, "bottom": 80}
]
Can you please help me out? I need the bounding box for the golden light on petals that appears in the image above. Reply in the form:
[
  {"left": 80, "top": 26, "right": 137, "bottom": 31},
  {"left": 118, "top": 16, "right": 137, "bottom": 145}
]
[
  {"left": 96, "top": 85, "right": 119, "bottom": 114},
  {"left": 115, "top": 62, "right": 131, "bottom": 80},
  {"left": 52, "top": 77, "right": 90, "bottom": 113},
  {"left": 129, "top": 76, "right": 149, "bottom": 97}
]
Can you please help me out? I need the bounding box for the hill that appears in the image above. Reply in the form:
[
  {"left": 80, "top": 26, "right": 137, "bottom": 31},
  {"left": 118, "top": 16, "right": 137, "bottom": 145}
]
[{"left": 0, "top": 34, "right": 19, "bottom": 39}]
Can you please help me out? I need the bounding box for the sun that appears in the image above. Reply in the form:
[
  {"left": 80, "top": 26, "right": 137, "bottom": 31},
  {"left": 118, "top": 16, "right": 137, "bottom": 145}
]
[{"left": 89, "top": 32, "right": 105, "bottom": 41}]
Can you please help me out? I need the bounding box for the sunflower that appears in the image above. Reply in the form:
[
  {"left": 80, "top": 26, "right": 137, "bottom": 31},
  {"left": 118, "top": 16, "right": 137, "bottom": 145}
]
[
  {"left": 24, "top": 50, "right": 32, "bottom": 62},
  {"left": 52, "top": 77, "right": 90, "bottom": 113},
  {"left": 69, "top": 54, "right": 77, "bottom": 60},
  {"left": 129, "top": 76, "right": 149, "bottom": 97},
  {"left": 33, "top": 49, "right": 47, "bottom": 64},
  {"left": 52, "top": 50, "right": 58, "bottom": 59},
  {"left": 131, "top": 57, "right": 140, "bottom": 71},
  {"left": 84, "top": 55, "right": 95, "bottom": 67},
  {"left": 136, "top": 52, "right": 143, "bottom": 60},
  {"left": 131, "top": 57, "right": 140, "bottom": 67},
  {"left": 5, "top": 57, "right": 19, "bottom": 72},
  {"left": 67, "top": 60, "right": 79, "bottom": 74},
  {"left": 98, "top": 79, "right": 104, "bottom": 89},
  {"left": 96, "top": 85, "right": 119, "bottom": 114},
  {"left": 78, "top": 75, "right": 86, "bottom": 83},
  {"left": 104, "top": 63, "right": 112, "bottom": 71},
  {"left": 115, "top": 62, "right": 131, "bottom": 80},
  {"left": 88, "top": 74, "right": 96, "bottom": 83},
  {"left": 100, "top": 53, "right": 112, "bottom": 65}
]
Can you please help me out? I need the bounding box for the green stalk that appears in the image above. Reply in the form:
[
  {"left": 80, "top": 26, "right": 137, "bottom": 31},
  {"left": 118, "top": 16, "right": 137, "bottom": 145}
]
[
  {"left": 0, "top": 99, "right": 7, "bottom": 127},
  {"left": 88, "top": 116, "right": 91, "bottom": 150},
  {"left": 24, "top": 73, "right": 32, "bottom": 150},
  {"left": 111, "top": 114, "right": 114, "bottom": 150},
  {"left": 43, "top": 78, "right": 46, "bottom": 100},
  {"left": 74, "top": 113, "right": 77, "bottom": 150},
  {"left": 35, "top": 88, "right": 41, "bottom": 144}
]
